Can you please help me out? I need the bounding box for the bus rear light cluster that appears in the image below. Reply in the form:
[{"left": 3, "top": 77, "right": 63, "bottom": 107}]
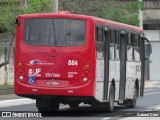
[
  {"left": 17, "top": 62, "right": 25, "bottom": 81},
  {"left": 82, "top": 63, "right": 91, "bottom": 83}
]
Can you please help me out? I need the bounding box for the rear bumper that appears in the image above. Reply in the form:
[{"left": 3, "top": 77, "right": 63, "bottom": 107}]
[{"left": 14, "top": 81, "right": 94, "bottom": 97}]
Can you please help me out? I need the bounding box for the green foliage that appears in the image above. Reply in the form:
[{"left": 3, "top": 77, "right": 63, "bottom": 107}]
[
  {"left": 0, "top": 0, "right": 52, "bottom": 56},
  {"left": 0, "top": 0, "right": 52, "bottom": 36},
  {"left": 59, "top": 0, "right": 144, "bottom": 26},
  {"left": 24, "top": 0, "right": 51, "bottom": 14},
  {"left": 0, "top": 1, "right": 18, "bottom": 36},
  {"left": 100, "top": 0, "right": 144, "bottom": 26}
]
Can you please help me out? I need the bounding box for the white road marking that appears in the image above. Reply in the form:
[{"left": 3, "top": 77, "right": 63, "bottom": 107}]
[
  {"left": 148, "top": 104, "right": 160, "bottom": 110},
  {"left": 0, "top": 98, "right": 35, "bottom": 108},
  {"left": 144, "top": 81, "right": 160, "bottom": 88},
  {"left": 144, "top": 89, "right": 153, "bottom": 92},
  {"left": 155, "top": 107, "right": 160, "bottom": 110},
  {"left": 144, "top": 91, "right": 160, "bottom": 96},
  {"left": 145, "top": 110, "right": 153, "bottom": 111},
  {"left": 145, "top": 85, "right": 153, "bottom": 88},
  {"left": 102, "top": 118, "right": 110, "bottom": 120}
]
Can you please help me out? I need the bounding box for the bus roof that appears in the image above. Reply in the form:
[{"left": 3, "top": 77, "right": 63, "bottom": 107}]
[
  {"left": 93, "top": 17, "right": 143, "bottom": 33},
  {"left": 18, "top": 12, "right": 143, "bottom": 33}
]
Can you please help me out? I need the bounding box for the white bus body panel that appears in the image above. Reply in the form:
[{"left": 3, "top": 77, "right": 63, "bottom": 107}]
[{"left": 95, "top": 59, "right": 104, "bottom": 102}]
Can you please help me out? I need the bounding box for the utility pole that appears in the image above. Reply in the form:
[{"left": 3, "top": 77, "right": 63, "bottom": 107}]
[
  {"left": 24, "top": 0, "right": 28, "bottom": 8},
  {"left": 52, "top": 0, "right": 58, "bottom": 13},
  {"left": 139, "top": 0, "right": 143, "bottom": 27}
]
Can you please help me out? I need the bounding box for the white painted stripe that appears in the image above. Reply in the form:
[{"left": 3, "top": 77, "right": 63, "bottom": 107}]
[
  {"left": 155, "top": 107, "right": 160, "bottom": 110},
  {"left": 145, "top": 85, "right": 153, "bottom": 88},
  {"left": 59, "top": 106, "right": 69, "bottom": 109},
  {"left": 144, "top": 89, "right": 153, "bottom": 91},
  {"left": 102, "top": 118, "right": 110, "bottom": 120},
  {"left": 0, "top": 98, "right": 35, "bottom": 108},
  {"left": 145, "top": 110, "right": 153, "bottom": 111},
  {"left": 144, "top": 91, "right": 160, "bottom": 96},
  {"left": 147, "top": 104, "right": 160, "bottom": 110}
]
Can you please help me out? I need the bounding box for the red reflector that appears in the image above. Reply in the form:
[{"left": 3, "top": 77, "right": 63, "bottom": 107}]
[
  {"left": 84, "top": 64, "right": 90, "bottom": 70},
  {"left": 18, "top": 69, "right": 23, "bottom": 74},
  {"left": 83, "top": 71, "right": 89, "bottom": 76}
]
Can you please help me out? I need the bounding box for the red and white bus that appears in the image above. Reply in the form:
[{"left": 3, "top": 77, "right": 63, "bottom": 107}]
[{"left": 14, "top": 12, "right": 151, "bottom": 112}]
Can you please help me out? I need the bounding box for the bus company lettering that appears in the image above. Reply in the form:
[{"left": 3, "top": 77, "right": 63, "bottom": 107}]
[
  {"left": 45, "top": 73, "right": 60, "bottom": 77},
  {"left": 28, "top": 68, "right": 41, "bottom": 77},
  {"left": 28, "top": 60, "right": 54, "bottom": 66}
]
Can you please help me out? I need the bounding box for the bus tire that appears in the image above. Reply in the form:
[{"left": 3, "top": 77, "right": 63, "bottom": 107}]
[
  {"left": 36, "top": 99, "right": 59, "bottom": 112},
  {"left": 125, "top": 86, "right": 137, "bottom": 108},
  {"left": 106, "top": 84, "right": 115, "bottom": 112}
]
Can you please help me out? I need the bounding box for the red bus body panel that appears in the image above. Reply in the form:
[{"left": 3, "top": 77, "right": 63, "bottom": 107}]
[
  {"left": 14, "top": 13, "right": 143, "bottom": 98},
  {"left": 14, "top": 13, "right": 96, "bottom": 97}
]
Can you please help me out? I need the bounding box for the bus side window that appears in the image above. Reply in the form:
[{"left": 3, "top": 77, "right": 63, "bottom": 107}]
[
  {"left": 96, "top": 27, "right": 104, "bottom": 60},
  {"left": 127, "top": 33, "right": 134, "bottom": 61},
  {"left": 109, "top": 29, "right": 115, "bottom": 60},
  {"left": 115, "top": 30, "right": 120, "bottom": 60},
  {"left": 134, "top": 35, "right": 141, "bottom": 62}
]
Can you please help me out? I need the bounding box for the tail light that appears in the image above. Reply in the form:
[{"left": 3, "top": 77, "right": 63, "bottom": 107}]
[
  {"left": 17, "top": 62, "right": 25, "bottom": 81},
  {"left": 84, "top": 64, "right": 90, "bottom": 70},
  {"left": 18, "top": 63, "right": 23, "bottom": 67},
  {"left": 82, "top": 63, "right": 91, "bottom": 83}
]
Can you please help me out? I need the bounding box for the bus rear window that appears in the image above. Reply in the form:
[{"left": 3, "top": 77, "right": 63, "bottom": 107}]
[{"left": 24, "top": 19, "right": 86, "bottom": 46}]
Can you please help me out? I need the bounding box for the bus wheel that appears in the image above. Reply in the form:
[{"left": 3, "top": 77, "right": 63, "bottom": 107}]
[
  {"left": 125, "top": 86, "right": 137, "bottom": 108},
  {"left": 37, "top": 103, "right": 59, "bottom": 115},
  {"left": 106, "top": 84, "right": 115, "bottom": 112},
  {"left": 36, "top": 99, "right": 59, "bottom": 112}
]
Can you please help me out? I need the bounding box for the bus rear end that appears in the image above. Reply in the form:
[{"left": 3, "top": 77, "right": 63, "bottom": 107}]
[{"left": 14, "top": 13, "right": 96, "bottom": 111}]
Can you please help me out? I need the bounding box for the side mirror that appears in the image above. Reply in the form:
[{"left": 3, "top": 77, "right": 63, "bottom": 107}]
[
  {"left": 146, "top": 44, "right": 152, "bottom": 55},
  {"left": 16, "top": 19, "right": 20, "bottom": 25},
  {"left": 143, "top": 37, "right": 152, "bottom": 57}
]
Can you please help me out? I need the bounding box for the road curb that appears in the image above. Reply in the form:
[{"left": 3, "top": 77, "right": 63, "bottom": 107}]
[{"left": 0, "top": 98, "right": 36, "bottom": 108}]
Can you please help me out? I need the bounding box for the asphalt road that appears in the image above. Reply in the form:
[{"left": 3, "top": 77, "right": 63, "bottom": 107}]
[{"left": 1, "top": 81, "right": 160, "bottom": 120}]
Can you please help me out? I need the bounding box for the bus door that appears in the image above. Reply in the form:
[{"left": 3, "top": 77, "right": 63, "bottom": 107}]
[
  {"left": 95, "top": 26, "right": 110, "bottom": 102},
  {"left": 119, "top": 31, "right": 127, "bottom": 102},
  {"left": 103, "top": 27, "right": 110, "bottom": 100},
  {"left": 140, "top": 37, "right": 145, "bottom": 96}
]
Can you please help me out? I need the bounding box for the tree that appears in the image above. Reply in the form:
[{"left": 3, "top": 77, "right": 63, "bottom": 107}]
[
  {"left": 24, "top": 0, "right": 51, "bottom": 14},
  {"left": 59, "top": 0, "right": 144, "bottom": 26},
  {"left": 0, "top": 0, "right": 18, "bottom": 68},
  {"left": 0, "top": 0, "right": 51, "bottom": 85}
]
